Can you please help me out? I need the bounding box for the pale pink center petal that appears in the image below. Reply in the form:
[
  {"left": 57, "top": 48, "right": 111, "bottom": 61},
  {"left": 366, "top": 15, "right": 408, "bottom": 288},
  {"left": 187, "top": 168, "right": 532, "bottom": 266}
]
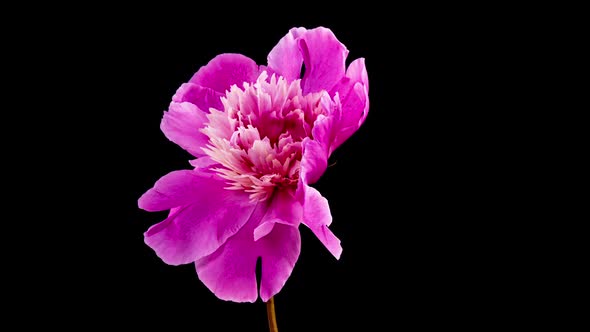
[{"left": 201, "top": 72, "right": 326, "bottom": 201}]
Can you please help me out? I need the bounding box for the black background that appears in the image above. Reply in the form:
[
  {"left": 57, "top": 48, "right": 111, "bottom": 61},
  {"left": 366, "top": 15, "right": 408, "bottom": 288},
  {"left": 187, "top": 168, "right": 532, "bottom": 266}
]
[{"left": 19, "top": 6, "right": 518, "bottom": 331}]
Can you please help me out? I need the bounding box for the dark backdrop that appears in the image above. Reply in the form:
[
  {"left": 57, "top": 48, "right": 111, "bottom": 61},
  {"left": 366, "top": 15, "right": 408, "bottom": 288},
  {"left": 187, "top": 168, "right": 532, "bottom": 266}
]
[{"left": 27, "top": 7, "right": 510, "bottom": 331}]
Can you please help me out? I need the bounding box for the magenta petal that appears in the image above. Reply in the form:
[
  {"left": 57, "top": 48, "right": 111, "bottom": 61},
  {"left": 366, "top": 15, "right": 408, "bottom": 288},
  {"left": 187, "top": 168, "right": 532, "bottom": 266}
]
[
  {"left": 188, "top": 156, "right": 219, "bottom": 169},
  {"left": 330, "top": 58, "right": 370, "bottom": 149},
  {"left": 138, "top": 170, "right": 202, "bottom": 212},
  {"left": 345, "top": 57, "right": 369, "bottom": 91},
  {"left": 332, "top": 82, "right": 369, "bottom": 149},
  {"left": 253, "top": 221, "right": 275, "bottom": 242},
  {"left": 299, "top": 27, "right": 349, "bottom": 94},
  {"left": 260, "top": 190, "right": 302, "bottom": 226},
  {"left": 300, "top": 138, "right": 328, "bottom": 185},
  {"left": 189, "top": 53, "right": 259, "bottom": 94},
  {"left": 302, "top": 186, "right": 342, "bottom": 259},
  {"left": 254, "top": 190, "right": 302, "bottom": 241},
  {"left": 172, "top": 82, "right": 223, "bottom": 112},
  {"left": 161, "top": 102, "right": 209, "bottom": 157},
  {"left": 195, "top": 203, "right": 267, "bottom": 302},
  {"left": 144, "top": 173, "right": 257, "bottom": 265},
  {"left": 196, "top": 199, "right": 301, "bottom": 302},
  {"left": 267, "top": 27, "right": 307, "bottom": 82},
  {"left": 259, "top": 223, "right": 301, "bottom": 302}
]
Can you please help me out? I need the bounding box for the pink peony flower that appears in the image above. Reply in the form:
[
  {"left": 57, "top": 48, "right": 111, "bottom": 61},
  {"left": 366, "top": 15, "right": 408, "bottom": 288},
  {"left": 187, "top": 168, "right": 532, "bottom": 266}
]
[{"left": 139, "top": 27, "right": 369, "bottom": 302}]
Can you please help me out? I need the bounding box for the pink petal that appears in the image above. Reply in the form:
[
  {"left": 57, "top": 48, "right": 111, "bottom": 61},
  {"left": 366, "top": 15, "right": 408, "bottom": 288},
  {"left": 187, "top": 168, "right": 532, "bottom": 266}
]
[
  {"left": 194, "top": 203, "right": 266, "bottom": 303},
  {"left": 330, "top": 58, "right": 369, "bottom": 149},
  {"left": 258, "top": 223, "right": 300, "bottom": 302},
  {"left": 300, "top": 138, "right": 328, "bottom": 185},
  {"left": 189, "top": 53, "right": 259, "bottom": 94},
  {"left": 196, "top": 200, "right": 301, "bottom": 302},
  {"left": 332, "top": 82, "right": 368, "bottom": 149},
  {"left": 302, "top": 186, "right": 342, "bottom": 259},
  {"left": 267, "top": 27, "right": 307, "bottom": 82},
  {"left": 161, "top": 102, "right": 209, "bottom": 157},
  {"left": 253, "top": 221, "right": 275, "bottom": 242},
  {"left": 143, "top": 172, "right": 257, "bottom": 265},
  {"left": 345, "top": 57, "right": 369, "bottom": 91},
  {"left": 299, "top": 27, "right": 349, "bottom": 94},
  {"left": 301, "top": 93, "right": 341, "bottom": 162},
  {"left": 138, "top": 170, "right": 203, "bottom": 212},
  {"left": 188, "top": 156, "right": 219, "bottom": 169},
  {"left": 172, "top": 82, "right": 223, "bottom": 113},
  {"left": 254, "top": 189, "right": 302, "bottom": 241}
]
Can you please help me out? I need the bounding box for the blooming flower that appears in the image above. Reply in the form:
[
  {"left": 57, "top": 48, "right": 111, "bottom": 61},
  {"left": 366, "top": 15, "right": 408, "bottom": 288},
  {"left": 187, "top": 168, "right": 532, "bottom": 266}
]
[{"left": 139, "top": 27, "right": 369, "bottom": 302}]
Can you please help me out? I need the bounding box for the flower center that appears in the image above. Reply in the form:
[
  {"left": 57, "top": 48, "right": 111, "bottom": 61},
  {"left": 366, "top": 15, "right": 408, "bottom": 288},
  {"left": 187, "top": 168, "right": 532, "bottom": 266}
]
[{"left": 202, "top": 72, "right": 325, "bottom": 201}]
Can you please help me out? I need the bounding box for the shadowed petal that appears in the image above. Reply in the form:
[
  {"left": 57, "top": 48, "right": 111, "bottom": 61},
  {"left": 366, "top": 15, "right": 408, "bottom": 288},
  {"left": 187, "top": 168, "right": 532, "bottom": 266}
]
[
  {"left": 300, "top": 138, "right": 328, "bottom": 185},
  {"left": 196, "top": 200, "right": 301, "bottom": 302},
  {"left": 189, "top": 53, "right": 259, "bottom": 94},
  {"left": 345, "top": 57, "right": 369, "bottom": 91},
  {"left": 299, "top": 27, "right": 349, "bottom": 94},
  {"left": 254, "top": 189, "right": 302, "bottom": 241},
  {"left": 172, "top": 82, "right": 223, "bottom": 112},
  {"left": 194, "top": 203, "right": 267, "bottom": 302},
  {"left": 302, "top": 186, "right": 342, "bottom": 259},
  {"left": 161, "top": 102, "right": 210, "bottom": 157},
  {"left": 189, "top": 156, "right": 219, "bottom": 169},
  {"left": 329, "top": 58, "right": 369, "bottom": 149},
  {"left": 332, "top": 82, "right": 368, "bottom": 149},
  {"left": 259, "top": 223, "right": 300, "bottom": 302},
  {"left": 267, "top": 27, "right": 307, "bottom": 82},
  {"left": 143, "top": 172, "right": 256, "bottom": 265},
  {"left": 138, "top": 170, "right": 203, "bottom": 212}
]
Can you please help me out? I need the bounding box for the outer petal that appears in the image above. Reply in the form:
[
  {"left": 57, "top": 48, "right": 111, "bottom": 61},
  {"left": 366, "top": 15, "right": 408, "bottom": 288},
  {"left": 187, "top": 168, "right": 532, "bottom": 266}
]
[
  {"left": 172, "top": 82, "right": 223, "bottom": 112},
  {"left": 188, "top": 156, "right": 219, "bottom": 169},
  {"left": 161, "top": 102, "right": 209, "bottom": 157},
  {"left": 196, "top": 200, "right": 301, "bottom": 302},
  {"left": 259, "top": 223, "right": 301, "bottom": 302},
  {"left": 138, "top": 170, "right": 203, "bottom": 212},
  {"left": 189, "top": 53, "right": 259, "bottom": 94},
  {"left": 329, "top": 58, "right": 370, "bottom": 149},
  {"left": 299, "top": 27, "right": 349, "bottom": 94},
  {"left": 332, "top": 82, "right": 368, "bottom": 149},
  {"left": 302, "top": 186, "right": 342, "bottom": 259},
  {"left": 254, "top": 189, "right": 302, "bottom": 241},
  {"left": 195, "top": 203, "right": 265, "bottom": 302},
  {"left": 300, "top": 137, "right": 328, "bottom": 185},
  {"left": 142, "top": 171, "right": 257, "bottom": 265},
  {"left": 305, "top": 92, "right": 342, "bottom": 160},
  {"left": 345, "top": 57, "right": 369, "bottom": 91},
  {"left": 267, "top": 27, "right": 307, "bottom": 82}
]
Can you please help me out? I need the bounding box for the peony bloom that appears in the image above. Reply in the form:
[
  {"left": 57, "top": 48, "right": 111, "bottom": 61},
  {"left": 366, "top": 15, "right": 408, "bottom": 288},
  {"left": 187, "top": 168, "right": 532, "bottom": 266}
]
[{"left": 139, "top": 27, "right": 369, "bottom": 302}]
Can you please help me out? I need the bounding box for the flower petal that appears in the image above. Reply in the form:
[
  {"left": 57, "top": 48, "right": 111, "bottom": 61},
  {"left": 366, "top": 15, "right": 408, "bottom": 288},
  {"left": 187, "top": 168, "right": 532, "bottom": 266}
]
[
  {"left": 143, "top": 172, "right": 257, "bottom": 265},
  {"left": 254, "top": 190, "right": 302, "bottom": 241},
  {"left": 300, "top": 138, "right": 328, "bottom": 185},
  {"left": 188, "top": 156, "right": 219, "bottom": 169},
  {"left": 172, "top": 82, "right": 223, "bottom": 112},
  {"left": 329, "top": 58, "right": 369, "bottom": 149},
  {"left": 194, "top": 203, "right": 266, "bottom": 302},
  {"left": 195, "top": 201, "right": 301, "bottom": 302},
  {"left": 304, "top": 90, "right": 344, "bottom": 158},
  {"left": 259, "top": 223, "right": 300, "bottom": 302},
  {"left": 332, "top": 82, "right": 368, "bottom": 149},
  {"left": 302, "top": 186, "right": 342, "bottom": 259},
  {"left": 189, "top": 53, "right": 259, "bottom": 94},
  {"left": 267, "top": 27, "right": 307, "bottom": 82},
  {"left": 161, "top": 102, "right": 209, "bottom": 157},
  {"left": 299, "top": 27, "right": 349, "bottom": 94},
  {"left": 138, "top": 170, "right": 203, "bottom": 212},
  {"left": 345, "top": 57, "right": 369, "bottom": 91}
]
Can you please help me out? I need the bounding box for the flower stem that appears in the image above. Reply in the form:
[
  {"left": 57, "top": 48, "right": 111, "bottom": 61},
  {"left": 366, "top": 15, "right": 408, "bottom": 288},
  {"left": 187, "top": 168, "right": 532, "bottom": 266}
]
[{"left": 266, "top": 296, "right": 279, "bottom": 332}]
